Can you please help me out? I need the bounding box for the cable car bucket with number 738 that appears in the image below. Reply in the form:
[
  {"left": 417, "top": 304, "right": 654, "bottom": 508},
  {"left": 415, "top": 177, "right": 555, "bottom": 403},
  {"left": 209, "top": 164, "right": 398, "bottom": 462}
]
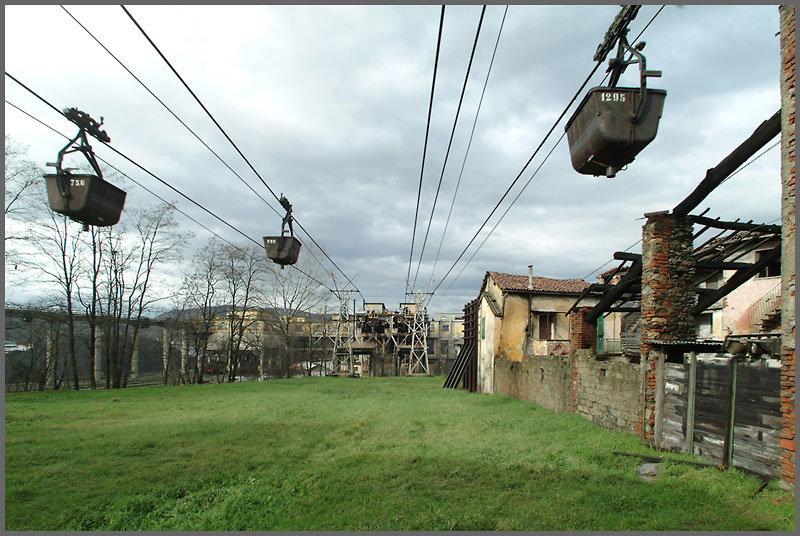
[{"left": 43, "top": 108, "right": 126, "bottom": 227}]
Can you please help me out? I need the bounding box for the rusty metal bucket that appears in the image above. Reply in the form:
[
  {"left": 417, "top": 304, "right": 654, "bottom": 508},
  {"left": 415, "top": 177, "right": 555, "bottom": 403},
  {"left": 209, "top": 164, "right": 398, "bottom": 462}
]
[
  {"left": 565, "top": 86, "right": 666, "bottom": 177},
  {"left": 44, "top": 172, "right": 127, "bottom": 226},
  {"left": 263, "top": 236, "right": 302, "bottom": 267}
]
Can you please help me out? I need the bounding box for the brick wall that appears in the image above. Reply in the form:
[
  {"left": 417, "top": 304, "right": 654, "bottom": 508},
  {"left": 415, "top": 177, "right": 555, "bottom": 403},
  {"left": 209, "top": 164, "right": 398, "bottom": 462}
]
[
  {"left": 640, "top": 211, "right": 696, "bottom": 443},
  {"left": 569, "top": 306, "right": 597, "bottom": 351},
  {"left": 779, "top": 4, "right": 796, "bottom": 490}
]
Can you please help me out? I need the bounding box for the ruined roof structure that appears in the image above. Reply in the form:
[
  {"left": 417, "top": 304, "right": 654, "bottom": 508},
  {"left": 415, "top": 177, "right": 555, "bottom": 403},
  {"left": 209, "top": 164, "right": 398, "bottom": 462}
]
[{"left": 482, "top": 271, "right": 589, "bottom": 295}]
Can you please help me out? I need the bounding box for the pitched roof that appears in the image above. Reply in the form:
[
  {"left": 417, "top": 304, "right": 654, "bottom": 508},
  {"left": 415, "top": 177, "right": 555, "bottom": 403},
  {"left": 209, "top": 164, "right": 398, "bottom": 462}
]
[{"left": 484, "top": 271, "right": 589, "bottom": 295}]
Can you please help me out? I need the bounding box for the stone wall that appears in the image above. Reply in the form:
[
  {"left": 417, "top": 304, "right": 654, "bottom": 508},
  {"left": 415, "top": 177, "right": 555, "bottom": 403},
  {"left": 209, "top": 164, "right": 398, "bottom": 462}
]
[
  {"left": 779, "top": 4, "right": 796, "bottom": 490},
  {"left": 573, "top": 350, "right": 643, "bottom": 432},
  {"left": 493, "top": 355, "right": 572, "bottom": 415},
  {"left": 640, "top": 211, "right": 696, "bottom": 444},
  {"left": 493, "top": 351, "right": 642, "bottom": 433}
]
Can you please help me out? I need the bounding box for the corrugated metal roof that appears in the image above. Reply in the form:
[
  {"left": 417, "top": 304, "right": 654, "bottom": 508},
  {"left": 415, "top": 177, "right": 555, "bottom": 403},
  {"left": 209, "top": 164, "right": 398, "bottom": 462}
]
[{"left": 643, "top": 339, "right": 723, "bottom": 347}]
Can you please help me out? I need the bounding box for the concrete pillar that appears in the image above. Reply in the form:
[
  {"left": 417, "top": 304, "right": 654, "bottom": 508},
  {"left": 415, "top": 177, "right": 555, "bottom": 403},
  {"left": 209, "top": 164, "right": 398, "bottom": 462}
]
[
  {"left": 129, "top": 331, "right": 140, "bottom": 380},
  {"left": 94, "top": 329, "right": 103, "bottom": 385},
  {"left": 639, "top": 211, "right": 696, "bottom": 444},
  {"left": 162, "top": 327, "right": 172, "bottom": 381},
  {"left": 180, "top": 331, "right": 189, "bottom": 382},
  {"left": 779, "top": 4, "right": 795, "bottom": 491},
  {"left": 46, "top": 325, "right": 56, "bottom": 390}
]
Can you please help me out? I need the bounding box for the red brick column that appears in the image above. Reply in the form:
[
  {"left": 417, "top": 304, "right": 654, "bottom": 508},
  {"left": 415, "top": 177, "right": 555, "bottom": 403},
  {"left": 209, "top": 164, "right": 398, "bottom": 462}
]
[
  {"left": 569, "top": 307, "right": 596, "bottom": 351},
  {"left": 640, "top": 211, "right": 696, "bottom": 444},
  {"left": 569, "top": 307, "right": 596, "bottom": 414},
  {"left": 779, "top": 4, "right": 796, "bottom": 490}
]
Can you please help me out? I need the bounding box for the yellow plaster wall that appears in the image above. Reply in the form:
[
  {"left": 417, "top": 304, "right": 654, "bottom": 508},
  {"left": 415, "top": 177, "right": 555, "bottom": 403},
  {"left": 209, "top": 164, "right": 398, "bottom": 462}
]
[{"left": 500, "top": 293, "right": 529, "bottom": 361}]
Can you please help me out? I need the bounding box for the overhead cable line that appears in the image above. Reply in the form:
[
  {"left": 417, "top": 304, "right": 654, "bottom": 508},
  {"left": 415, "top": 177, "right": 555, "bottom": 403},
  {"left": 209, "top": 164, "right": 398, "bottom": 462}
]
[
  {"left": 6, "top": 99, "right": 244, "bottom": 254},
  {"left": 120, "top": 5, "right": 361, "bottom": 298},
  {"left": 4, "top": 74, "right": 336, "bottom": 293},
  {"left": 411, "top": 4, "right": 487, "bottom": 292},
  {"left": 429, "top": 5, "right": 666, "bottom": 298},
  {"left": 426, "top": 4, "right": 508, "bottom": 292},
  {"left": 429, "top": 64, "right": 603, "bottom": 295},
  {"left": 6, "top": 71, "right": 260, "bottom": 247},
  {"left": 59, "top": 5, "right": 333, "bottom": 286},
  {"left": 580, "top": 138, "right": 780, "bottom": 281},
  {"left": 407, "top": 5, "right": 446, "bottom": 294},
  {"left": 430, "top": 130, "right": 565, "bottom": 308},
  {"left": 59, "top": 6, "right": 281, "bottom": 220}
]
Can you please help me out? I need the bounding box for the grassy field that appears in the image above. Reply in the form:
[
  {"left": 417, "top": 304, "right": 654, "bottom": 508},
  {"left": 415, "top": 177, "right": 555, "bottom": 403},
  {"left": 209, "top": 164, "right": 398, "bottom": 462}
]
[{"left": 4, "top": 376, "right": 795, "bottom": 531}]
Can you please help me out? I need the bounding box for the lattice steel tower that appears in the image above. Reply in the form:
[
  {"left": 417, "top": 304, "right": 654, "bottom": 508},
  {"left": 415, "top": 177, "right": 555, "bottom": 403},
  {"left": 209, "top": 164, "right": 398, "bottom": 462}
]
[{"left": 407, "top": 290, "right": 431, "bottom": 375}]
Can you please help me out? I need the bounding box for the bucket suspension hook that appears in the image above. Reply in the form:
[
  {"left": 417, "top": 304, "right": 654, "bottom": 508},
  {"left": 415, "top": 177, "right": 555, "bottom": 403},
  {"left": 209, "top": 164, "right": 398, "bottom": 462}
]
[
  {"left": 48, "top": 108, "right": 110, "bottom": 199},
  {"left": 608, "top": 36, "right": 662, "bottom": 124},
  {"left": 279, "top": 194, "right": 294, "bottom": 237}
]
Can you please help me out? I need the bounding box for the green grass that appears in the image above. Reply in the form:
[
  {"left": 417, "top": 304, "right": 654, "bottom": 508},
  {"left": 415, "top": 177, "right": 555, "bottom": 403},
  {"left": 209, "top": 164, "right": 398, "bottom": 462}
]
[{"left": 5, "top": 376, "right": 795, "bottom": 530}]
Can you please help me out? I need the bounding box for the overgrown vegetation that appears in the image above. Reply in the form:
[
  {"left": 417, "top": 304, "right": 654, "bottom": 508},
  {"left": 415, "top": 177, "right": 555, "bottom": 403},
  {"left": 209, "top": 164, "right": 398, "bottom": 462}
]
[{"left": 5, "top": 376, "right": 795, "bottom": 531}]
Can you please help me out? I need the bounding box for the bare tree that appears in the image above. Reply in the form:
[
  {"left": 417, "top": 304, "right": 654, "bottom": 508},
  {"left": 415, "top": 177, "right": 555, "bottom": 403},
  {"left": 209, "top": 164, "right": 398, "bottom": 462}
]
[
  {"left": 260, "top": 254, "right": 330, "bottom": 378},
  {"left": 96, "top": 203, "right": 185, "bottom": 388},
  {"left": 76, "top": 225, "right": 105, "bottom": 388},
  {"left": 180, "top": 238, "right": 225, "bottom": 384},
  {"left": 218, "top": 243, "right": 266, "bottom": 382},
  {"left": 4, "top": 136, "right": 42, "bottom": 220},
  {"left": 21, "top": 207, "right": 85, "bottom": 390}
]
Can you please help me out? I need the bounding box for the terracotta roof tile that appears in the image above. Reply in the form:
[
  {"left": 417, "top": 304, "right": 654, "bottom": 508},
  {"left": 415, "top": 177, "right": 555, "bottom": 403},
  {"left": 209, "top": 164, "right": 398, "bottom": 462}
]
[{"left": 486, "top": 271, "right": 589, "bottom": 295}]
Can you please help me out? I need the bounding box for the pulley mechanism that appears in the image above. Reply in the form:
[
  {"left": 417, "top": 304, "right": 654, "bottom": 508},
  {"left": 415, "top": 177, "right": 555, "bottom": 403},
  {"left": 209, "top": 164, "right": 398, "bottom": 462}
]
[
  {"left": 44, "top": 108, "right": 126, "bottom": 227},
  {"left": 263, "top": 194, "right": 302, "bottom": 268},
  {"left": 565, "top": 5, "right": 667, "bottom": 178}
]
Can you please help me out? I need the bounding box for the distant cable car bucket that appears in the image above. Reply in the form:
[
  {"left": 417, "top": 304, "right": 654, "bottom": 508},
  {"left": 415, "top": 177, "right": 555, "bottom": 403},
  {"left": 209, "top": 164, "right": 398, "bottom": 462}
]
[
  {"left": 263, "top": 235, "right": 302, "bottom": 267},
  {"left": 264, "top": 194, "right": 302, "bottom": 268},
  {"left": 565, "top": 86, "right": 666, "bottom": 177},
  {"left": 44, "top": 172, "right": 126, "bottom": 226}
]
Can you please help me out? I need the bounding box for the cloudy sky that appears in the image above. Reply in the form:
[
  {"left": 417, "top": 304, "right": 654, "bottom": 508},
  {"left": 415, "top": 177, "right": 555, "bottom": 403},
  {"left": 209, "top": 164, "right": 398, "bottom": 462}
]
[{"left": 4, "top": 4, "right": 784, "bottom": 314}]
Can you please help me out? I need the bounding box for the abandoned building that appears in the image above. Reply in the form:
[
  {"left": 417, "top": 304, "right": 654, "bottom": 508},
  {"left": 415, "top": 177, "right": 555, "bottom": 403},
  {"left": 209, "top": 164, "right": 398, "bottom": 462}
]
[
  {"left": 475, "top": 270, "right": 592, "bottom": 393},
  {"left": 447, "top": 5, "right": 794, "bottom": 489}
]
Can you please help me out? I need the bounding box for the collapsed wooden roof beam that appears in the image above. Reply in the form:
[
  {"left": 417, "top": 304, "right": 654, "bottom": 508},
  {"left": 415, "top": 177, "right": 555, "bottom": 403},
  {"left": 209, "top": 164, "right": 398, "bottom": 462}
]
[
  {"left": 694, "top": 246, "right": 781, "bottom": 315},
  {"left": 585, "top": 260, "right": 643, "bottom": 324},
  {"left": 673, "top": 110, "right": 781, "bottom": 218},
  {"left": 688, "top": 215, "right": 781, "bottom": 234}
]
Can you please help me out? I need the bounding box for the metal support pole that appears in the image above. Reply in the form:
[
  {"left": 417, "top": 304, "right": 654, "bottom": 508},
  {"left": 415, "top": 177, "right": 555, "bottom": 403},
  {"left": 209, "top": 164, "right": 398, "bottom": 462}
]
[{"left": 684, "top": 352, "right": 697, "bottom": 455}]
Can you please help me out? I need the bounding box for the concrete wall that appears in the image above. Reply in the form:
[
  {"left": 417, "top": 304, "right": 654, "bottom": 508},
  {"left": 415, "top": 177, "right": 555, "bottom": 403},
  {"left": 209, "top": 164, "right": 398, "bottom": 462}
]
[
  {"left": 477, "top": 297, "right": 498, "bottom": 394},
  {"left": 493, "top": 351, "right": 642, "bottom": 432}
]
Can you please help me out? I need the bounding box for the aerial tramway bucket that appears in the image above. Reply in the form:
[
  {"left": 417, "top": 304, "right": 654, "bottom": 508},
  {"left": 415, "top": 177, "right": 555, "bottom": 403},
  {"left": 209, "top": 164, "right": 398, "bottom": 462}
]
[
  {"left": 44, "top": 172, "right": 126, "bottom": 227},
  {"left": 44, "top": 107, "right": 126, "bottom": 227},
  {"left": 565, "top": 86, "right": 666, "bottom": 178},
  {"left": 264, "top": 194, "right": 302, "bottom": 268},
  {"left": 263, "top": 235, "right": 302, "bottom": 267},
  {"left": 566, "top": 24, "right": 666, "bottom": 178}
]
